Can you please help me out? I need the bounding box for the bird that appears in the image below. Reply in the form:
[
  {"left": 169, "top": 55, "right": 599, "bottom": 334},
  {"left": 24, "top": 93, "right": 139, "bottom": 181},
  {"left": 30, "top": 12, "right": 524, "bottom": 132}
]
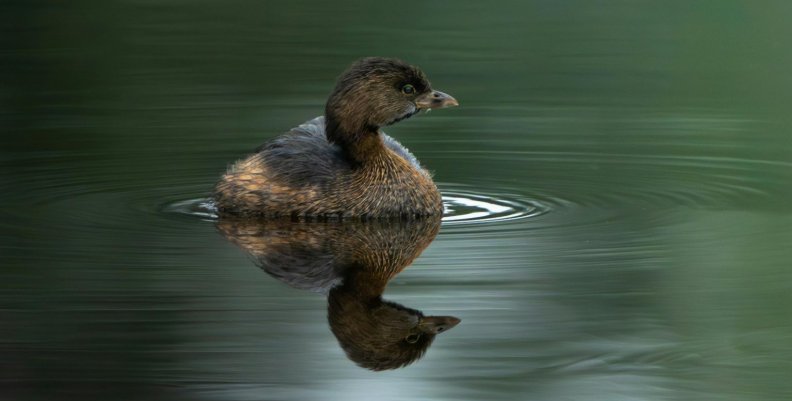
[{"left": 213, "top": 57, "right": 458, "bottom": 219}]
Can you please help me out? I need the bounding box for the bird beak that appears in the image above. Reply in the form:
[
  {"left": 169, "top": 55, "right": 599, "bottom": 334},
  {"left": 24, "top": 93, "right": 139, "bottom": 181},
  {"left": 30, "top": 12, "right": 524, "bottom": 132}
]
[
  {"left": 418, "top": 316, "right": 461, "bottom": 334},
  {"left": 415, "top": 90, "right": 459, "bottom": 110}
]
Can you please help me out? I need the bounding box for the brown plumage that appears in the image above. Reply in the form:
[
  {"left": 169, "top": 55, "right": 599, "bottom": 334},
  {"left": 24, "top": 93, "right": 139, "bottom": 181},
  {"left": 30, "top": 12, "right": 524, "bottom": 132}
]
[
  {"left": 214, "top": 57, "right": 458, "bottom": 218},
  {"left": 216, "top": 215, "right": 460, "bottom": 371}
]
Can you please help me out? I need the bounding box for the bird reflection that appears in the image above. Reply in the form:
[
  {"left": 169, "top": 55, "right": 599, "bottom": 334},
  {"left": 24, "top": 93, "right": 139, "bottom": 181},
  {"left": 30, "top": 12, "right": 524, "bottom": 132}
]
[{"left": 216, "top": 215, "right": 460, "bottom": 371}]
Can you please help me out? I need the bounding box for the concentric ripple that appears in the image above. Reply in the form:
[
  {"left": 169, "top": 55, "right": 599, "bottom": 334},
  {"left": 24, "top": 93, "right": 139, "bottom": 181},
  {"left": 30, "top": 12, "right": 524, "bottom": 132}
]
[
  {"left": 162, "top": 198, "right": 219, "bottom": 220},
  {"left": 162, "top": 184, "right": 550, "bottom": 227},
  {"left": 439, "top": 186, "right": 549, "bottom": 225}
]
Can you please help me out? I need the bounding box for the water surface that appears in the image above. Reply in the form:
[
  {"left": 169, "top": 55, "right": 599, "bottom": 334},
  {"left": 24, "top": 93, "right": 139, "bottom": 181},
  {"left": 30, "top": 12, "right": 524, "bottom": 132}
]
[{"left": 2, "top": 1, "right": 792, "bottom": 400}]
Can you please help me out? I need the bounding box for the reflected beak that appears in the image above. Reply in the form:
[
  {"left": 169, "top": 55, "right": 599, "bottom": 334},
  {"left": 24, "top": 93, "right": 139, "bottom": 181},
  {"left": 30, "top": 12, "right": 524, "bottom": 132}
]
[
  {"left": 415, "top": 90, "right": 459, "bottom": 110},
  {"left": 419, "top": 316, "right": 461, "bottom": 334}
]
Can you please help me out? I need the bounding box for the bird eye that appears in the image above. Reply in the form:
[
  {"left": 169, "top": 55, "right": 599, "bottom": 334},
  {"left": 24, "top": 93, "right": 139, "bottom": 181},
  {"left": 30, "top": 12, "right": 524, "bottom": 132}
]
[
  {"left": 401, "top": 84, "right": 415, "bottom": 95},
  {"left": 405, "top": 334, "right": 421, "bottom": 343}
]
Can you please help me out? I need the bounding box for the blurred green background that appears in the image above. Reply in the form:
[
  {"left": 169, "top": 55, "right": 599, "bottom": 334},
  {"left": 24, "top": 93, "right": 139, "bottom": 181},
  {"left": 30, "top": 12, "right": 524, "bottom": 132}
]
[{"left": 2, "top": 1, "right": 791, "bottom": 400}]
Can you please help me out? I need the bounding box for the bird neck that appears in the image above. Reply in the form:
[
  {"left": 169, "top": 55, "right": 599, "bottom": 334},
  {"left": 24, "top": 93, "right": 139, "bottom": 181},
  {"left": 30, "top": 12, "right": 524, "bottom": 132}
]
[{"left": 325, "top": 107, "right": 388, "bottom": 165}]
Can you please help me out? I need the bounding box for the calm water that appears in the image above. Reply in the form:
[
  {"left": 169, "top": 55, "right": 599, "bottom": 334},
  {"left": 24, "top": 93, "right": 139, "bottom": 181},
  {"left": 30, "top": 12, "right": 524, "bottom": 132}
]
[{"left": 3, "top": 1, "right": 792, "bottom": 400}]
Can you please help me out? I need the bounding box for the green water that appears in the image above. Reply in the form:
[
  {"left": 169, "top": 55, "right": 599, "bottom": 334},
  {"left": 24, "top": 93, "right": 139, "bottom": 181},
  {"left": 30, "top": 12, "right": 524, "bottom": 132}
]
[{"left": 2, "top": 1, "right": 792, "bottom": 400}]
